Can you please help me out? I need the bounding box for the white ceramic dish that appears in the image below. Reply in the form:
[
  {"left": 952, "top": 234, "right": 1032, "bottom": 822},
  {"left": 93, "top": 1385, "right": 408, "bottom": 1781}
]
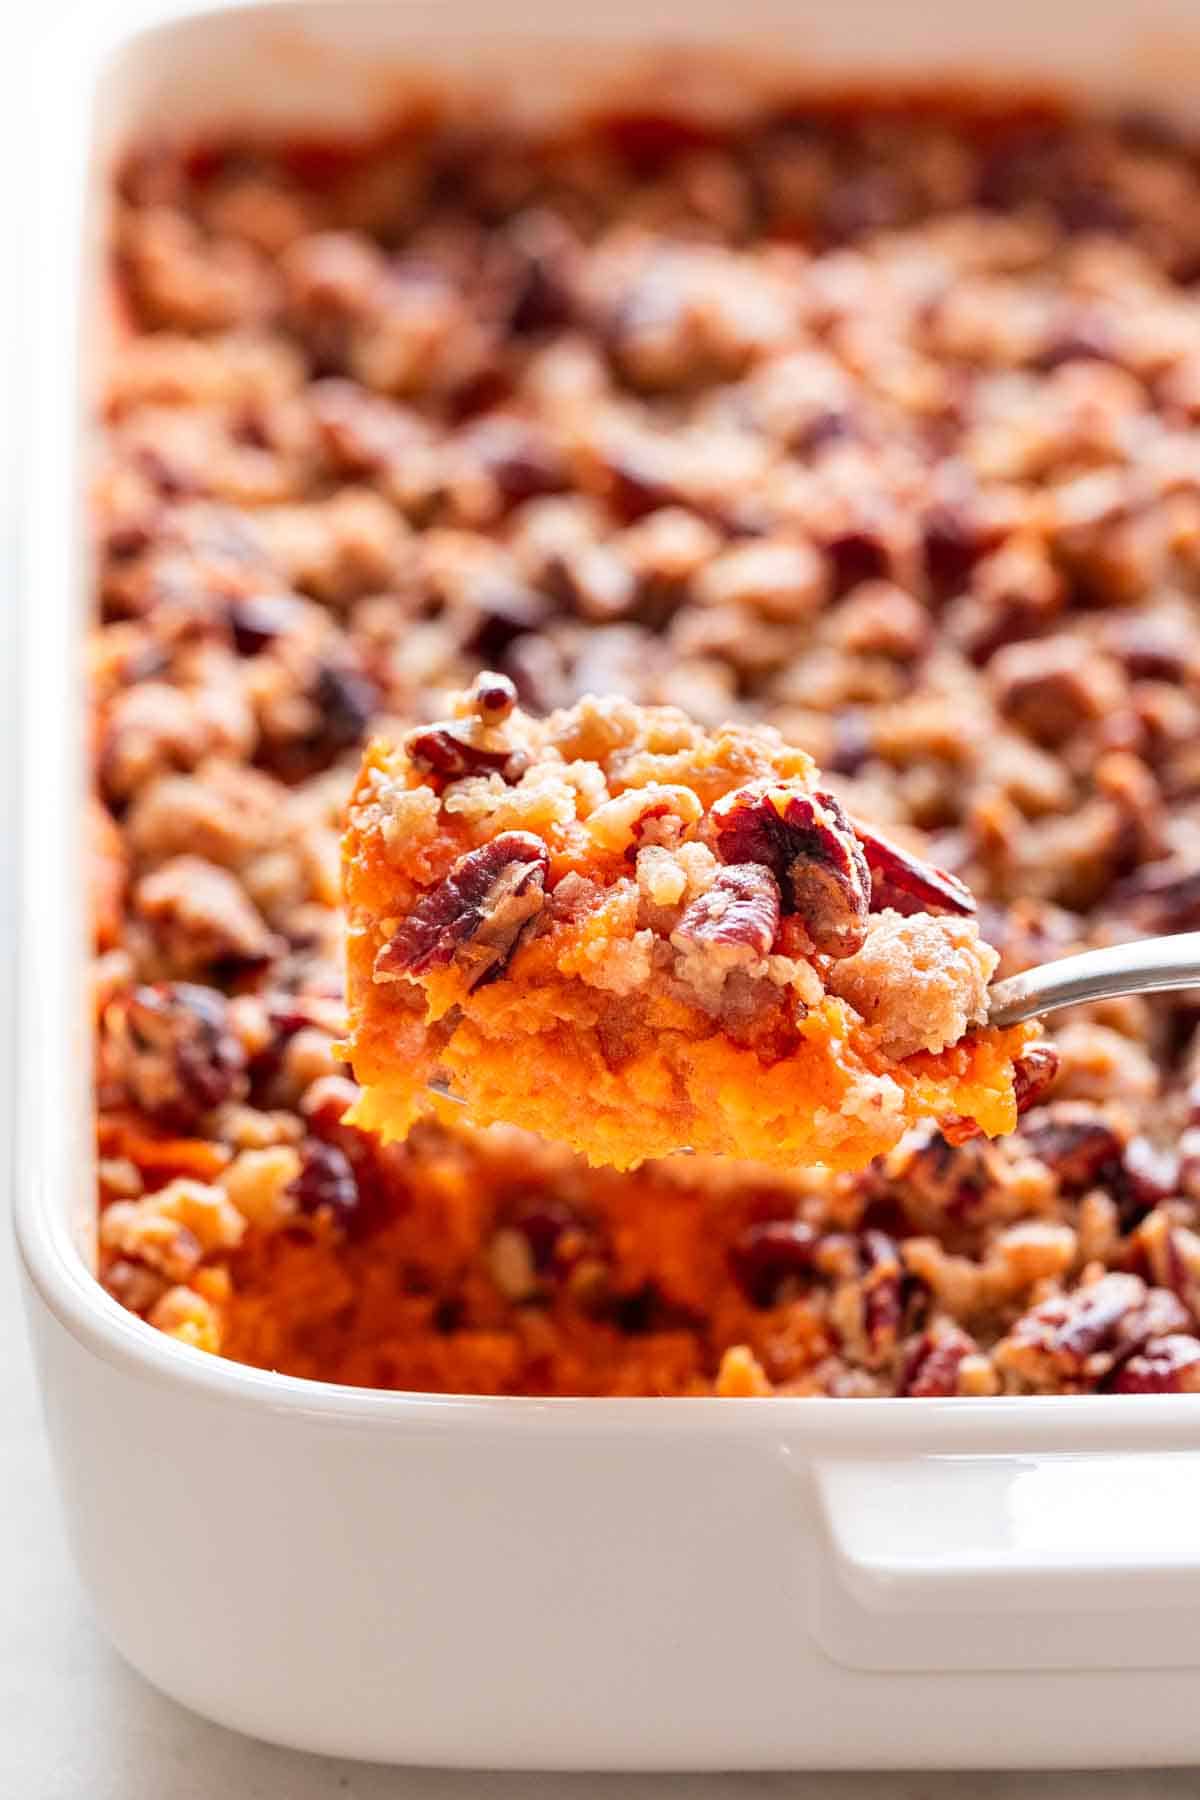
[{"left": 18, "top": 0, "right": 1200, "bottom": 1769}]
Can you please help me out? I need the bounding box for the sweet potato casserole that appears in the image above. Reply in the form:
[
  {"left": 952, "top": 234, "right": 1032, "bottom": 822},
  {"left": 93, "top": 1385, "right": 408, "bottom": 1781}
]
[{"left": 92, "top": 97, "right": 1200, "bottom": 1396}]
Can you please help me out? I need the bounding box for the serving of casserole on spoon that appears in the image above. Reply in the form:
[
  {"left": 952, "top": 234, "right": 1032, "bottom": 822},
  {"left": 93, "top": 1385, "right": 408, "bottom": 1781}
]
[{"left": 340, "top": 673, "right": 1060, "bottom": 1169}]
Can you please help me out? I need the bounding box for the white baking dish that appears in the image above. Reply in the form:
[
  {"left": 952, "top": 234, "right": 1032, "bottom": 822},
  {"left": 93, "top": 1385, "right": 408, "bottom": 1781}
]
[{"left": 18, "top": 0, "right": 1200, "bottom": 1769}]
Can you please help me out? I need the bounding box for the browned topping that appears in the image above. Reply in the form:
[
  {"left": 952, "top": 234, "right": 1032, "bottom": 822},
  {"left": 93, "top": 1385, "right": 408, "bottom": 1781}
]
[
  {"left": 94, "top": 100, "right": 1200, "bottom": 1396},
  {"left": 375, "top": 833, "right": 550, "bottom": 988},
  {"left": 135, "top": 856, "right": 281, "bottom": 974},
  {"left": 671, "top": 864, "right": 781, "bottom": 963}
]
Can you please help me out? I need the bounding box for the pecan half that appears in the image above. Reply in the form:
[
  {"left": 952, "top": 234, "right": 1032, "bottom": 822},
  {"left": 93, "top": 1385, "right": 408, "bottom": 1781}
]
[
  {"left": 851, "top": 820, "right": 975, "bottom": 918},
  {"left": 709, "top": 782, "right": 870, "bottom": 957},
  {"left": 671, "top": 864, "right": 781, "bottom": 964},
  {"left": 405, "top": 724, "right": 528, "bottom": 784},
  {"left": 375, "top": 832, "right": 550, "bottom": 989}
]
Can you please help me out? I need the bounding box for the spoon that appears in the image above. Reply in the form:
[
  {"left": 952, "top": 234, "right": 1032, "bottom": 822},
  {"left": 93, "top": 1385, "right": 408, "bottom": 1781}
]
[{"left": 986, "top": 930, "right": 1200, "bottom": 1028}]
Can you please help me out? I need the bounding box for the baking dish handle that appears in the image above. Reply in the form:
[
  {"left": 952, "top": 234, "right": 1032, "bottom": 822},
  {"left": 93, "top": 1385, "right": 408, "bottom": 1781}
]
[{"left": 811, "top": 1451, "right": 1200, "bottom": 1671}]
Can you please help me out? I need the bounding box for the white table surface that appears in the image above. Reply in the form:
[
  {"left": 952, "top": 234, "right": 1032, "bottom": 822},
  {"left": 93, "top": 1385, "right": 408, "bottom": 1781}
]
[{"left": 5, "top": 8, "right": 1200, "bottom": 1796}]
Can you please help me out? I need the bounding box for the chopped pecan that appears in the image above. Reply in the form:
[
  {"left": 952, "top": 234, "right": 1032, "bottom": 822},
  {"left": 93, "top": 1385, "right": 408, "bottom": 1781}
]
[
  {"left": 405, "top": 724, "right": 527, "bottom": 784},
  {"left": 1111, "top": 1333, "right": 1200, "bottom": 1393},
  {"left": 1012, "top": 1042, "right": 1062, "bottom": 1111},
  {"left": 135, "top": 856, "right": 281, "bottom": 975},
  {"left": 1118, "top": 1137, "right": 1181, "bottom": 1228},
  {"left": 709, "top": 782, "right": 870, "bottom": 957},
  {"left": 851, "top": 820, "right": 975, "bottom": 918},
  {"left": 990, "top": 637, "right": 1125, "bottom": 748},
  {"left": 861, "top": 1229, "right": 905, "bottom": 1352},
  {"left": 104, "top": 982, "right": 248, "bottom": 1130},
  {"left": 997, "top": 1271, "right": 1179, "bottom": 1389},
  {"left": 900, "top": 1325, "right": 977, "bottom": 1397},
  {"left": 822, "top": 526, "right": 890, "bottom": 598},
  {"left": 671, "top": 864, "right": 781, "bottom": 963},
  {"left": 1113, "top": 857, "right": 1200, "bottom": 934},
  {"left": 1019, "top": 1103, "right": 1125, "bottom": 1191},
  {"left": 1116, "top": 1284, "right": 1193, "bottom": 1354},
  {"left": 729, "top": 1218, "right": 818, "bottom": 1307},
  {"left": 375, "top": 832, "right": 550, "bottom": 989}
]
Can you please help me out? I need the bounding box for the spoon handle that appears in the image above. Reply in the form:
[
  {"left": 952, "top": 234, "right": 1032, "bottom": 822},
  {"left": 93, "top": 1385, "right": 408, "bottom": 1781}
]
[{"left": 988, "top": 931, "right": 1200, "bottom": 1029}]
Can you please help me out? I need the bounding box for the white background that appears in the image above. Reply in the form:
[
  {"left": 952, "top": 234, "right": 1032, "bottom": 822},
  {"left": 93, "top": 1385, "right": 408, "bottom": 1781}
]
[{"left": 3, "top": 5, "right": 1200, "bottom": 1794}]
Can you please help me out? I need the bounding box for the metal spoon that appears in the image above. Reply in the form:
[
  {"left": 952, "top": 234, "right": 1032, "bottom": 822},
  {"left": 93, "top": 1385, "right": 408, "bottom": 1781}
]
[{"left": 987, "top": 930, "right": 1200, "bottom": 1028}]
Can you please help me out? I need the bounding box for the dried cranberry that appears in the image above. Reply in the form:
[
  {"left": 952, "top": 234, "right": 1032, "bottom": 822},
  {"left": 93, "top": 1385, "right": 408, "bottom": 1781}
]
[
  {"left": 506, "top": 212, "right": 576, "bottom": 335},
  {"left": 827, "top": 709, "right": 874, "bottom": 776},
  {"left": 465, "top": 581, "right": 548, "bottom": 661},
  {"left": 1055, "top": 183, "right": 1131, "bottom": 237},
  {"left": 228, "top": 593, "right": 305, "bottom": 655},
  {"left": 289, "top": 1140, "right": 360, "bottom": 1229},
  {"left": 1030, "top": 318, "right": 1116, "bottom": 373},
  {"left": 922, "top": 503, "right": 985, "bottom": 600},
  {"left": 607, "top": 1281, "right": 696, "bottom": 1335},
  {"left": 824, "top": 528, "right": 889, "bottom": 598},
  {"left": 730, "top": 1219, "right": 818, "bottom": 1307},
  {"left": 315, "top": 663, "right": 375, "bottom": 749},
  {"left": 1114, "top": 858, "right": 1200, "bottom": 933}
]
